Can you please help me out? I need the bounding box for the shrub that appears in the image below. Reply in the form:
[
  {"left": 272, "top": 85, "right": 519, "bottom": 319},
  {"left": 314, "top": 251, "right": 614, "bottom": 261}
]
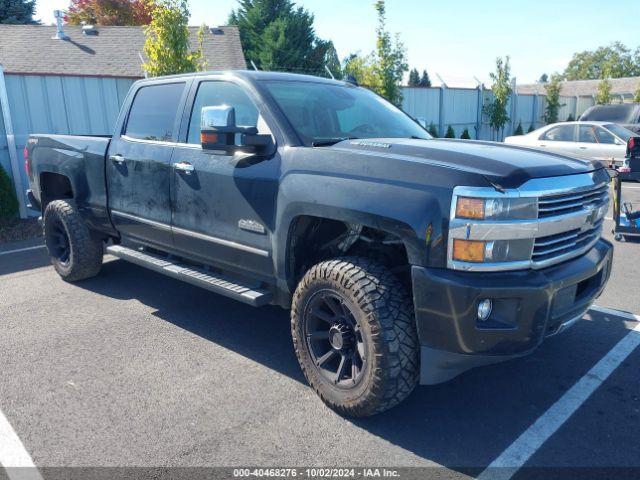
[
  {"left": 527, "top": 124, "right": 535, "bottom": 133},
  {"left": 460, "top": 128, "right": 471, "bottom": 139},
  {"left": 0, "top": 165, "right": 19, "bottom": 221},
  {"left": 428, "top": 122, "right": 438, "bottom": 138},
  {"left": 566, "top": 114, "right": 575, "bottom": 122},
  {"left": 444, "top": 125, "right": 455, "bottom": 138},
  {"left": 513, "top": 122, "right": 524, "bottom": 136}
]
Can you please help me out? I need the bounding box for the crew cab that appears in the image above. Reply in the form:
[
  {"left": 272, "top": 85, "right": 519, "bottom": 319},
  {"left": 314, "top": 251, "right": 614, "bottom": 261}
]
[{"left": 25, "top": 71, "right": 614, "bottom": 416}]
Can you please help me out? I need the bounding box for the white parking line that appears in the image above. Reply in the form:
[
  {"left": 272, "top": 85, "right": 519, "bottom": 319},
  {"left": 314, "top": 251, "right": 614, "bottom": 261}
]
[
  {"left": 0, "top": 409, "right": 42, "bottom": 480},
  {"left": 0, "top": 245, "right": 45, "bottom": 257},
  {"left": 477, "top": 307, "right": 640, "bottom": 480},
  {"left": 591, "top": 304, "right": 640, "bottom": 322}
]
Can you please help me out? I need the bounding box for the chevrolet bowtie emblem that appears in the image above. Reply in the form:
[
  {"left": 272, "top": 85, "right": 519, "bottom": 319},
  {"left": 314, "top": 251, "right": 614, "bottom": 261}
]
[{"left": 584, "top": 205, "right": 598, "bottom": 227}]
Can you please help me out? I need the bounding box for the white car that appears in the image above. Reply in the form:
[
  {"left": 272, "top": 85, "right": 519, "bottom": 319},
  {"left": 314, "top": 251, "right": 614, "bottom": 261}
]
[{"left": 504, "top": 121, "right": 636, "bottom": 166}]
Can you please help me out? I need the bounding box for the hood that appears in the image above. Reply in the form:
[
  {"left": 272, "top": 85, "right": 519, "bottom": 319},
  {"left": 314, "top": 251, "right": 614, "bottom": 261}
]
[{"left": 331, "top": 138, "right": 599, "bottom": 189}]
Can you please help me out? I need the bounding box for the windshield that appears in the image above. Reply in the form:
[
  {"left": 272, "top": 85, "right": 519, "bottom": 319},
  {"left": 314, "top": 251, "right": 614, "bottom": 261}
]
[
  {"left": 261, "top": 80, "right": 430, "bottom": 146},
  {"left": 605, "top": 123, "right": 634, "bottom": 142}
]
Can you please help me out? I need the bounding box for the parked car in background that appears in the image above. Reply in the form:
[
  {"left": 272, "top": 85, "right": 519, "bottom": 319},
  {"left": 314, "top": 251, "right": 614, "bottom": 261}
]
[
  {"left": 580, "top": 104, "right": 640, "bottom": 134},
  {"left": 504, "top": 121, "right": 636, "bottom": 166}
]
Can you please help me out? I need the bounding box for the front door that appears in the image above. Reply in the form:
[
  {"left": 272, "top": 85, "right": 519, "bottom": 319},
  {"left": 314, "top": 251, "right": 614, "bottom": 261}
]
[
  {"left": 170, "top": 80, "right": 279, "bottom": 278},
  {"left": 576, "top": 124, "right": 623, "bottom": 163},
  {"left": 107, "top": 81, "right": 188, "bottom": 249}
]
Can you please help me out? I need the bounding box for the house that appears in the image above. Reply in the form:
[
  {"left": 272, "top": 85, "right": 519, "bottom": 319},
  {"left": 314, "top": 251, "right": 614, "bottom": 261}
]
[
  {"left": 517, "top": 76, "right": 640, "bottom": 102},
  {"left": 0, "top": 24, "right": 246, "bottom": 218}
]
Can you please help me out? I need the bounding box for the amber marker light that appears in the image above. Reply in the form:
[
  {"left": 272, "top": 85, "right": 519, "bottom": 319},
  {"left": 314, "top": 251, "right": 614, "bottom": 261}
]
[
  {"left": 452, "top": 239, "right": 486, "bottom": 263},
  {"left": 456, "top": 197, "right": 485, "bottom": 219},
  {"left": 201, "top": 132, "right": 219, "bottom": 144}
]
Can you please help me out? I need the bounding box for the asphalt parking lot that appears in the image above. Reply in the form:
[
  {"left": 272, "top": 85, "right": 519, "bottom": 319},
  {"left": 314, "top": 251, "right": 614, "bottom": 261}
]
[{"left": 0, "top": 185, "right": 639, "bottom": 480}]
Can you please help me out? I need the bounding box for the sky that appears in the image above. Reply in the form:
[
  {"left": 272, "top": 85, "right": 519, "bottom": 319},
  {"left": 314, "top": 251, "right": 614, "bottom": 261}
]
[{"left": 35, "top": 0, "right": 640, "bottom": 85}]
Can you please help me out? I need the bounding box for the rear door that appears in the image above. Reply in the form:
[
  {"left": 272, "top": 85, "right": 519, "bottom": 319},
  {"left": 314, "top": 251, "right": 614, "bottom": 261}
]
[
  {"left": 107, "top": 80, "right": 189, "bottom": 249},
  {"left": 169, "top": 78, "right": 279, "bottom": 278},
  {"left": 536, "top": 124, "right": 577, "bottom": 156}
]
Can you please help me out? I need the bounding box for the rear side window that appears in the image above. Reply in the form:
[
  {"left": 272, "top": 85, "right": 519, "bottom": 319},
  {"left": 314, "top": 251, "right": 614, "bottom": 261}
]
[
  {"left": 541, "top": 125, "right": 574, "bottom": 142},
  {"left": 125, "top": 83, "right": 185, "bottom": 142},
  {"left": 578, "top": 125, "right": 598, "bottom": 143}
]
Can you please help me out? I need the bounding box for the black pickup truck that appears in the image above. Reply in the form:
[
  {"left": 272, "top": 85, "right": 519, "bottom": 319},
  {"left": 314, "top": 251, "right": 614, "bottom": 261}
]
[{"left": 25, "top": 71, "right": 614, "bottom": 416}]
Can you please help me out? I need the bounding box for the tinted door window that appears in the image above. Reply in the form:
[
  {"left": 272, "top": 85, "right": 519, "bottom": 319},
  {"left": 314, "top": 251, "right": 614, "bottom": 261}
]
[
  {"left": 578, "top": 125, "right": 598, "bottom": 143},
  {"left": 594, "top": 127, "right": 617, "bottom": 144},
  {"left": 125, "top": 83, "right": 185, "bottom": 142},
  {"left": 541, "top": 125, "right": 574, "bottom": 141},
  {"left": 187, "top": 81, "right": 260, "bottom": 144}
]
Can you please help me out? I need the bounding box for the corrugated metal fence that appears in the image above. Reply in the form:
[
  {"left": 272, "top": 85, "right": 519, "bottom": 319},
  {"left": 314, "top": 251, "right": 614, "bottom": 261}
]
[
  {"left": 402, "top": 86, "right": 597, "bottom": 140},
  {"left": 0, "top": 72, "right": 135, "bottom": 218}
]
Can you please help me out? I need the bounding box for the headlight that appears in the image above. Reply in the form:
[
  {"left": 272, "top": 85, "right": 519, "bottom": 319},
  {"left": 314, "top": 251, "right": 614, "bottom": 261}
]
[
  {"left": 455, "top": 197, "right": 537, "bottom": 221},
  {"left": 449, "top": 190, "right": 538, "bottom": 270},
  {"left": 452, "top": 239, "right": 533, "bottom": 263}
]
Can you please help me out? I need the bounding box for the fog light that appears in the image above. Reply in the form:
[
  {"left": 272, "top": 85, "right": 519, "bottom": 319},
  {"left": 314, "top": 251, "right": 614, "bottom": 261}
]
[{"left": 477, "top": 299, "right": 493, "bottom": 321}]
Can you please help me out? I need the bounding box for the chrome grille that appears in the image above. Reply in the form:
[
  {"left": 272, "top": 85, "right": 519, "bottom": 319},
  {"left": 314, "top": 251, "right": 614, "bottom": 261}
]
[
  {"left": 532, "top": 181, "right": 609, "bottom": 268},
  {"left": 538, "top": 183, "right": 609, "bottom": 218},
  {"left": 533, "top": 218, "right": 604, "bottom": 264}
]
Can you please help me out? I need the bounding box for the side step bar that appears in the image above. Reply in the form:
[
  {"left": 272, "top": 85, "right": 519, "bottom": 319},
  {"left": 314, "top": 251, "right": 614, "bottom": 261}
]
[{"left": 105, "top": 245, "right": 272, "bottom": 307}]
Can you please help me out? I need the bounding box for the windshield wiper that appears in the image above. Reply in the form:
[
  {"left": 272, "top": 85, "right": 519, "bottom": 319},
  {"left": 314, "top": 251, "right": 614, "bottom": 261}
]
[{"left": 312, "top": 137, "right": 358, "bottom": 147}]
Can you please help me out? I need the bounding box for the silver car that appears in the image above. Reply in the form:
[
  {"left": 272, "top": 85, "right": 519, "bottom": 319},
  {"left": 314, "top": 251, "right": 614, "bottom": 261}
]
[{"left": 504, "top": 121, "right": 636, "bottom": 166}]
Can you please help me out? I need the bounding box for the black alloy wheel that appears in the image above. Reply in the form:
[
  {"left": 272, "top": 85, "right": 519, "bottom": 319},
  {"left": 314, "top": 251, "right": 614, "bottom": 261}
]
[{"left": 304, "top": 291, "right": 367, "bottom": 388}]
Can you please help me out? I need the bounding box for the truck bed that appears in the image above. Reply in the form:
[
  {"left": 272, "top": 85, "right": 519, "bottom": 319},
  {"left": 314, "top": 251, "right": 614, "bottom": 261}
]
[{"left": 28, "top": 134, "right": 113, "bottom": 233}]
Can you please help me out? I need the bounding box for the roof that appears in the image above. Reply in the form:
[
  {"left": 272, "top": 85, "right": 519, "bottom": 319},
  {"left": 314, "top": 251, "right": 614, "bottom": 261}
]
[
  {"left": 141, "top": 69, "right": 346, "bottom": 85},
  {"left": 517, "top": 76, "right": 640, "bottom": 97},
  {"left": 0, "top": 25, "right": 246, "bottom": 78}
]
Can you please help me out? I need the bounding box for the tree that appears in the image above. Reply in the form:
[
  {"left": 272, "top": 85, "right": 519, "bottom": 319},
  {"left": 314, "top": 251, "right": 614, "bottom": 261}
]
[
  {"left": 0, "top": 0, "right": 37, "bottom": 24},
  {"left": 371, "top": 0, "right": 407, "bottom": 106},
  {"left": 66, "top": 0, "right": 152, "bottom": 25},
  {"left": 343, "top": 53, "right": 380, "bottom": 90},
  {"left": 538, "top": 73, "right": 549, "bottom": 83},
  {"left": 544, "top": 74, "right": 563, "bottom": 124},
  {"left": 0, "top": 165, "right": 18, "bottom": 220},
  {"left": 527, "top": 124, "right": 535, "bottom": 133},
  {"left": 419, "top": 70, "right": 431, "bottom": 87},
  {"left": 564, "top": 42, "right": 640, "bottom": 80},
  {"left": 513, "top": 121, "right": 523, "bottom": 135},
  {"left": 596, "top": 75, "right": 612, "bottom": 105},
  {"left": 483, "top": 56, "right": 512, "bottom": 141},
  {"left": 229, "top": 0, "right": 332, "bottom": 76},
  {"left": 142, "top": 0, "right": 205, "bottom": 77},
  {"left": 338, "top": 2, "right": 407, "bottom": 105},
  {"left": 460, "top": 128, "right": 471, "bottom": 139},
  {"left": 427, "top": 122, "right": 438, "bottom": 138},
  {"left": 566, "top": 114, "right": 575, "bottom": 122},
  {"left": 634, "top": 84, "right": 640, "bottom": 103},
  {"left": 444, "top": 125, "right": 455, "bottom": 138},
  {"left": 408, "top": 68, "right": 420, "bottom": 86}
]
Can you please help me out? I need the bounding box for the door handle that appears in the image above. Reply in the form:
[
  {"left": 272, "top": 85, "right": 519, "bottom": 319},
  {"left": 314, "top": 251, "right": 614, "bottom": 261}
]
[
  {"left": 110, "top": 154, "right": 125, "bottom": 165},
  {"left": 539, "top": 144, "right": 547, "bottom": 147},
  {"left": 579, "top": 146, "right": 587, "bottom": 149},
  {"left": 174, "top": 161, "right": 195, "bottom": 174}
]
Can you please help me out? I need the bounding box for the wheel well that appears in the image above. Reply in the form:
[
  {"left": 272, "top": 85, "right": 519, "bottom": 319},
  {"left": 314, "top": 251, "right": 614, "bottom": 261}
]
[
  {"left": 40, "top": 172, "right": 73, "bottom": 210},
  {"left": 287, "top": 216, "right": 411, "bottom": 292}
]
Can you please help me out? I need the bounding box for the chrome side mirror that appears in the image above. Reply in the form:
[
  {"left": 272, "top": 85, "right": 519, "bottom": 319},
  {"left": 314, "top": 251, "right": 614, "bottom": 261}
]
[
  {"left": 200, "top": 106, "right": 254, "bottom": 154},
  {"left": 200, "top": 105, "right": 273, "bottom": 157}
]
